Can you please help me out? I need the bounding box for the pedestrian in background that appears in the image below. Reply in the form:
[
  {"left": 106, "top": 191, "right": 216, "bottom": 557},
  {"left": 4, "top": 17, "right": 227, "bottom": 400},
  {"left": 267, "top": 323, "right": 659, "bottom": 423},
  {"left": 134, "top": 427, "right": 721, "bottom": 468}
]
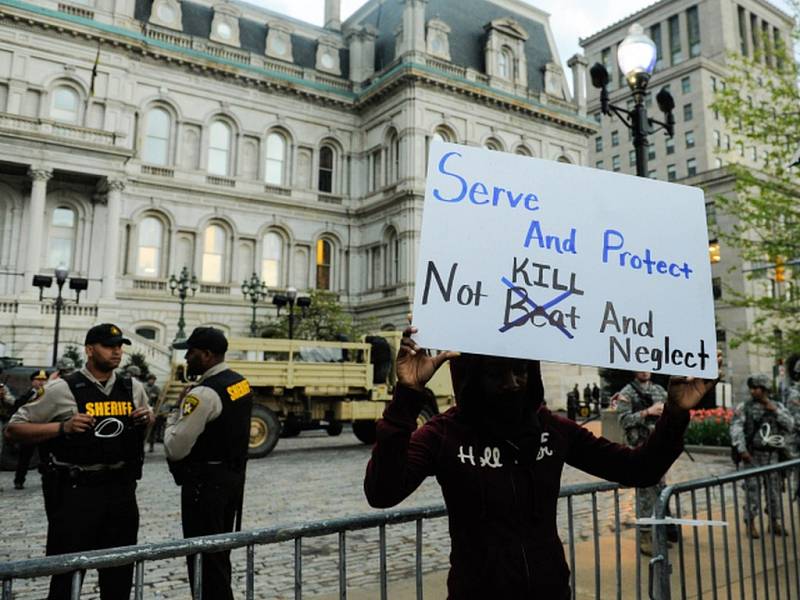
[
  {"left": 11, "top": 369, "right": 49, "bottom": 489},
  {"left": 730, "top": 373, "right": 794, "bottom": 538},
  {"left": 164, "top": 327, "right": 253, "bottom": 600},
  {"left": 145, "top": 374, "right": 163, "bottom": 453},
  {"left": 614, "top": 371, "right": 677, "bottom": 554},
  {"left": 6, "top": 324, "right": 152, "bottom": 600}
]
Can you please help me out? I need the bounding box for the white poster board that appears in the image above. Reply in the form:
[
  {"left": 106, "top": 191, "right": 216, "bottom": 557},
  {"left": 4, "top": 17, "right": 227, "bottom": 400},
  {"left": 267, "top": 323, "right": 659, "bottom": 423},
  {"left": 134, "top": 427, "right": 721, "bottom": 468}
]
[{"left": 411, "top": 142, "right": 718, "bottom": 379}]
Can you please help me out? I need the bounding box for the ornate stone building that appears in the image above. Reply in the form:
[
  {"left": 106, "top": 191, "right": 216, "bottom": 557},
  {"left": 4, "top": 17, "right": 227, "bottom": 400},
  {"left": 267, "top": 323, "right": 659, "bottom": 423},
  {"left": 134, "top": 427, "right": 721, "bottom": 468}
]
[{"left": 0, "top": 0, "right": 596, "bottom": 393}]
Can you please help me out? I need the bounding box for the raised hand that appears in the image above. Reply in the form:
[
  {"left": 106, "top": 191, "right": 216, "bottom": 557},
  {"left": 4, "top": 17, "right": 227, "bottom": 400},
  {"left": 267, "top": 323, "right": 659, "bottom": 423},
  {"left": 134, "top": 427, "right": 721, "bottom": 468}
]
[
  {"left": 667, "top": 353, "right": 722, "bottom": 411},
  {"left": 396, "top": 326, "right": 458, "bottom": 391}
]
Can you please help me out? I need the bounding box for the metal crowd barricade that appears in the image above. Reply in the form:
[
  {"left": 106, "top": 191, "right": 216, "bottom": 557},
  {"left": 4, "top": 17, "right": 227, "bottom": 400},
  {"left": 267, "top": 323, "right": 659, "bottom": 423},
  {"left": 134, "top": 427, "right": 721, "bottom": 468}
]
[{"left": 651, "top": 458, "right": 800, "bottom": 600}]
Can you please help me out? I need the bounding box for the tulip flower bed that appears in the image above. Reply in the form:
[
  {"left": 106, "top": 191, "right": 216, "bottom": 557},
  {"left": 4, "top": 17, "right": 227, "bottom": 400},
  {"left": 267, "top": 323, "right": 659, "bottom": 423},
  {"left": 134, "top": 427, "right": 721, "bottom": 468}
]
[{"left": 684, "top": 407, "right": 734, "bottom": 446}]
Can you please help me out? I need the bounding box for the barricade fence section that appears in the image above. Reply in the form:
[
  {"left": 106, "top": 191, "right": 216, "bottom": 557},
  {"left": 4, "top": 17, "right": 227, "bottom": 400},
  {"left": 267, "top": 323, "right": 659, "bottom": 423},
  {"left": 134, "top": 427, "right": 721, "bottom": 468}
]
[
  {"left": 5, "top": 462, "right": 797, "bottom": 600},
  {"left": 652, "top": 458, "right": 800, "bottom": 600}
]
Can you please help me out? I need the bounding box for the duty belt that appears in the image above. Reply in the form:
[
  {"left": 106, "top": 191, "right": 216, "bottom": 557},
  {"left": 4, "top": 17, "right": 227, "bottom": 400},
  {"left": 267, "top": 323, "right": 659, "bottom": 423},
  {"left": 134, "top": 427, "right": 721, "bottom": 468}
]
[{"left": 49, "top": 456, "right": 127, "bottom": 472}]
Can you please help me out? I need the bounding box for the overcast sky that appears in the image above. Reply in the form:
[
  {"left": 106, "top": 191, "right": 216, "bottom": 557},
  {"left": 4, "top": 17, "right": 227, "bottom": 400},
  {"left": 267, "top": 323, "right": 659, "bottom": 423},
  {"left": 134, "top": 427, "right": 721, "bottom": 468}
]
[{"left": 247, "top": 0, "right": 794, "bottom": 75}]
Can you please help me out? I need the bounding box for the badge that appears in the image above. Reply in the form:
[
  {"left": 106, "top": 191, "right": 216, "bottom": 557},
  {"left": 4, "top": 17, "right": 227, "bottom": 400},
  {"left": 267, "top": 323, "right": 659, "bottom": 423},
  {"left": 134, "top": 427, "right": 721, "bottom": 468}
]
[{"left": 182, "top": 395, "right": 200, "bottom": 416}]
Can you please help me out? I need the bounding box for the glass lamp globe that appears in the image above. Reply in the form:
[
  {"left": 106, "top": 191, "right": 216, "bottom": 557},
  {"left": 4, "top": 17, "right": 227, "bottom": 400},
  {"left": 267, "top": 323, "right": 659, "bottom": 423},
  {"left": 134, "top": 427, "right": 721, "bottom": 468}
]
[{"left": 617, "top": 24, "right": 657, "bottom": 89}]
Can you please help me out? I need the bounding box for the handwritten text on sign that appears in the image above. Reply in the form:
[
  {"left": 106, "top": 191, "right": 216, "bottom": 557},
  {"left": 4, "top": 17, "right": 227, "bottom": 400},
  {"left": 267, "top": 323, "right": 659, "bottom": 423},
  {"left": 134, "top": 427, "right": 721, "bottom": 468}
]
[{"left": 411, "top": 142, "right": 717, "bottom": 378}]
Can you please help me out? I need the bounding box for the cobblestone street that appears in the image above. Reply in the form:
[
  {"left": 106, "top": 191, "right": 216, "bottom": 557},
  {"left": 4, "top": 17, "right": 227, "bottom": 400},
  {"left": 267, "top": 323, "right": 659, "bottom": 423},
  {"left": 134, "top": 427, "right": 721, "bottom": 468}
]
[{"left": 0, "top": 424, "right": 735, "bottom": 599}]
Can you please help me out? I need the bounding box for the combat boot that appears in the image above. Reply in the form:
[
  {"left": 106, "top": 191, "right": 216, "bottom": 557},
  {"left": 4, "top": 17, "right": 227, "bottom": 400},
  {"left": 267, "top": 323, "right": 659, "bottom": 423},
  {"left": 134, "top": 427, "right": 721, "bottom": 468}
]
[
  {"left": 639, "top": 531, "right": 653, "bottom": 556},
  {"left": 747, "top": 522, "right": 760, "bottom": 539}
]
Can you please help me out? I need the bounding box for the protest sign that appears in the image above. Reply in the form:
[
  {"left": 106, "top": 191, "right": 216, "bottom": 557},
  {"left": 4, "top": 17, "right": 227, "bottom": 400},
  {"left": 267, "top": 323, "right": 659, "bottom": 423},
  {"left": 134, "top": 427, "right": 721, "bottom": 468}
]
[{"left": 411, "top": 142, "right": 718, "bottom": 378}]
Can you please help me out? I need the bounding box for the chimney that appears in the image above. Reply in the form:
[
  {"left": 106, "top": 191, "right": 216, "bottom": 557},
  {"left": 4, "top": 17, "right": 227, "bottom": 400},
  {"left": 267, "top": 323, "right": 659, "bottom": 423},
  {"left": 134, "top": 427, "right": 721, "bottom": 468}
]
[
  {"left": 325, "top": 0, "right": 341, "bottom": 31},
  {"left": 567, "top": 53, "right": 588, "bottom": 115},
  {"left": 346, "top": 25, "right": 378, "bottom": 83}
]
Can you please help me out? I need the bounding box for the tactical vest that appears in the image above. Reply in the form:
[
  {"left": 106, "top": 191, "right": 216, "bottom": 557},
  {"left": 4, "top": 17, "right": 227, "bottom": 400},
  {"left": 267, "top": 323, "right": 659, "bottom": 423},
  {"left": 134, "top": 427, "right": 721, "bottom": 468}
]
[
  {"left": 185, "top": 369, "right": 253, "bottom": 467},
  {"left": 45, "top": 372, "right": 144, "bottom": 476}
]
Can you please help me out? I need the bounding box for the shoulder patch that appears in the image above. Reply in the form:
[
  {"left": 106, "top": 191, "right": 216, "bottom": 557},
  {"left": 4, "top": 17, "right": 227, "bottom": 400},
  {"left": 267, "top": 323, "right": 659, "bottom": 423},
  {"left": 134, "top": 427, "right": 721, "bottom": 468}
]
[
  {"left": 36, "top": 387, "right": 45, "bottom": 398},
  {"left": 182, "top": 395, "right": 200, "bottom": 416},
  {"left": 227, "top": 380, "right": 251, "bottom": 401}
]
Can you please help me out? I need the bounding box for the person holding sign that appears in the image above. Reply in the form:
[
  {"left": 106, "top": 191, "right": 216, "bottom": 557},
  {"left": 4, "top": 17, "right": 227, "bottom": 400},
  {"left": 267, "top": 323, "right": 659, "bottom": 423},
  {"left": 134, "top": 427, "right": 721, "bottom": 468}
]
[{"left": 364, "top": 327, "right": 717, "bottom": 599}]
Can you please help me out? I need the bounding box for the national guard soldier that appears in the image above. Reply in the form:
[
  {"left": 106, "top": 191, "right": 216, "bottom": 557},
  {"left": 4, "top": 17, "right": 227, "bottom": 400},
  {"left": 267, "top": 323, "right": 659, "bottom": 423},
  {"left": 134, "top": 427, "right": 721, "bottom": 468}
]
[
  {"left": 6, "top": 324, "right": 153, "bottom": 600},
  {"left": 731, "top": 373, "right": 795, "bottom": 538},
  {"left": 164, "top": 327, "right": 253, "bottom": 600},
  {"left": 615, "top": 371, "right": 673, "bottom": 554}
]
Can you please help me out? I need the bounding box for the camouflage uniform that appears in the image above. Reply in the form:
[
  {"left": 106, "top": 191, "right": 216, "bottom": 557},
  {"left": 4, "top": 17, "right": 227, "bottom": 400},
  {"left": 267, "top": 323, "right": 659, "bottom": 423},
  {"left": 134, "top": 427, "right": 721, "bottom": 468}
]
[
  {"left": 730, "top": 398, "right": 794, "bottom": 524},
  {"left": 785, "top": 385, "right": 800, "bottom": 459},
  {"left": 617, "top": 380, "right": 669, "bottom": 529}
]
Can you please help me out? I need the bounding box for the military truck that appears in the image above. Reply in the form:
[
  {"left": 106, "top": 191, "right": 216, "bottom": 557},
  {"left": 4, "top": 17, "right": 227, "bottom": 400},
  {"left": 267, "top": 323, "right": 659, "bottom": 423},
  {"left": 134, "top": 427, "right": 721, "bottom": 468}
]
[{"left": 160, "top": 332, "right": 454, "bottom": 458}]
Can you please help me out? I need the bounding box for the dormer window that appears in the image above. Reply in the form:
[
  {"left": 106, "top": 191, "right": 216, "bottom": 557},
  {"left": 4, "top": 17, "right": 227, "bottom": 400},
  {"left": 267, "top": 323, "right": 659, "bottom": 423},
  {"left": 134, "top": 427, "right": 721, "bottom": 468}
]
[
  {"left": 266, "top": 22, "right": 294, "bottom": 62},
  {"left": 484, "top": 18, "right": 528, "bottom": 88},
  {"left": 209, "top": 3, "right": 241, "bottom": 47},
  {"left": 149, "top": 0, "right": 182, "bottom": 31},
  {"left": 315, "top": 37, "right": 342, "bottom": 75},
  {"left": 426, "top": 18, "right": 451, "bottom": 61}
]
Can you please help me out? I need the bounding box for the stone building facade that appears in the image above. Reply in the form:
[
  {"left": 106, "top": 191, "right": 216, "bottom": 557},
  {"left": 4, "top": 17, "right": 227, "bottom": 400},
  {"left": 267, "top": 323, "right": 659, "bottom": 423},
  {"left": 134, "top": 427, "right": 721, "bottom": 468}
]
[
  {"left": 0, "top": 0, "right": 598, "bottom": 396},
  {"left": 581, "top": 0, "right": 795, "bottom": 395}
]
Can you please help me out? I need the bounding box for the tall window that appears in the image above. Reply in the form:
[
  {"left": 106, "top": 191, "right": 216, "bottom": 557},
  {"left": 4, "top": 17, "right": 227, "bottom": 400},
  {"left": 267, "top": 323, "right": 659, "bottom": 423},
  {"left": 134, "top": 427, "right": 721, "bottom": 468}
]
[
  {"left": 318, "top": 145, "right": 333, "bottom": 193},
  {"left": 265, "top": 132, "right": 286, "bottom": 185},
  {"left": 611, "top": 130, "right": 619, "bottom": 147},
  {"left": 601, "top": 48, "right": 612, "bottom": 87},
  {"left": 370, "top": 149, "right": 382, "bottom": 192},
  {"left": 208, "top": 121, "right": 232, "bottom": 176},
  {"left": 143, "top": 108, "right": 171, "bottom": 166},
  {"left": 650, "top": 23, "right": 663, "bottom": 70},
  {"left": 683, "top": 103, "right": 693, "bottom": 121},
  {"left": 687, "top": 6, "right": 701, "bottom": 58},
  {"left": 681, "top": 76, "right": 691, "bottom": 94},
  {"left": 387, "top": 130, "right": 400, "bottom": 183},
  {"left": 685, "top": 130, "right": 695, "bottom": 149},
  {"left": 687, "top": 157, "right": 697, "bottom": 176},
  {"left": 738, "top": 7, "right": 749, "bottom": 55},
  {"left": 666, "top": 136, "right": 675, "bottom": 155},
  {"left": 48, "top": 207, "right": 76, "bottom": 268},
  {"left": 261, "top": 231, "right": 282, "bottom": 287},
  {"left": 595, "top": 136, "right": 603, "bottom": 152},
  {"left": 316, "top": 239, "right": 332, "bottom": 290},
  {"left": 498, "top": 47, "right": 513, "bottom": 79},
  {"left": 51, "top": 86, "right": 79, "bottom": 123},
  {"left": 202, "top": 224, "right": 226, "bottom": 282},
  {"left": 136, "top": 217, "right": 163, "bottom": 277},
  {"left": 668, "top": 15, "right": 683, "bottom": 65}
]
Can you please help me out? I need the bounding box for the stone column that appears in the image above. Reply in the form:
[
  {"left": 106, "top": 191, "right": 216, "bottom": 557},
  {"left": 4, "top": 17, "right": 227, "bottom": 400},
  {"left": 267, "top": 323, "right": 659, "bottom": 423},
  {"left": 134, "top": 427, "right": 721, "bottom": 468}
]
[
  {"left": 101, "top": 178, "right": 125, "bottom": 300},
  {"left": 567, "top": 54, "right": 588, "bottom": 115},
  {"left": 25, "top": 167, "right": 52, "bottom": 283}
]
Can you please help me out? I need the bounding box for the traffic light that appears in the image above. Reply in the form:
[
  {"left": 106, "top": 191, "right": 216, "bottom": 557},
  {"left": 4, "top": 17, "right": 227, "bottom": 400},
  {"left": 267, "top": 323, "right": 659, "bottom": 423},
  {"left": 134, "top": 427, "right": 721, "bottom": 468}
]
[{"left": 775, "top": 257, "right": 786, "bottom": 283}]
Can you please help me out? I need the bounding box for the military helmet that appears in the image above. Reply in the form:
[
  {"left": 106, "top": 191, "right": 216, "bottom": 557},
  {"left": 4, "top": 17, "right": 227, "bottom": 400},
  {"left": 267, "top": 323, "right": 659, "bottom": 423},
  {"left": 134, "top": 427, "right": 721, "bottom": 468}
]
[
  {"left": 56, "top": 357, "right": 75, "bottom": 374},
  {"left": 746, "top": 373, "right": 771, "bottom": 391}
]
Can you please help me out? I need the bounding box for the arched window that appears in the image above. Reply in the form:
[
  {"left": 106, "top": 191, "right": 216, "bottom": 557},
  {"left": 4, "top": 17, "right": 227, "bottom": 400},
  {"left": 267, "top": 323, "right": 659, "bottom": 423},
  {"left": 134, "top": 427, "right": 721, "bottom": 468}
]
[
  {"left": 143, "top": 107, "right": 171, "bottom": 166},
  {"left": 135, "top": 326, "right": 158, "bottom": 341},
  {"left": 265, "top": 132, "right": 286, "bottom": 185},
  {"left": 387, "top": 129, "right": 400, "bottom": 183},
  {"left": 318, "top": 145, "right": 334, "bottom": 193},
  {"left": 484, "top": 138, "right": 503, "bottom": 152},
  {"left": 202, "top": 224, "right": 226, "bottom": 282},
  {"left": 261, "top": 231, "right": 283, "bottom": 287},
  {"left": 208, "top": 121, "right": 232, "bottom": 176},
  {"left": 515, "top": 146, "right": 532, "bottom": 157},
  {"left": 432, "top": 127, "right": 452, "bottom": 143},
  {"left": 557, "top": 155, "right": 572, "bottom": 163},
  {"left": 498, "top": 47, "right": 514, "bottom": 80},
  {"left": 136, "top": 216, "right": 163, "bottom": 277},
  {"left": 316, "top": 239, "right": 332, "bottom": 289},
  {"left": 51, "top": 86, "right": 80, "bottom": 124},
  {"left": 48, "top": 206, "right": 76, "bottom": 268}
]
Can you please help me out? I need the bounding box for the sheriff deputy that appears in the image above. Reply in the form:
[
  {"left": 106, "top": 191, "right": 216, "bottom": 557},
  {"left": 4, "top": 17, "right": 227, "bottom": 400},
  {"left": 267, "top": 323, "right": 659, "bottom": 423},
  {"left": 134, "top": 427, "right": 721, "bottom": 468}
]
[
  {"left": 164, "top": 326, "right": 253, "bottom": 600},
  {"left": 6, "top": 323, "right": 153, "bottom": 600}
]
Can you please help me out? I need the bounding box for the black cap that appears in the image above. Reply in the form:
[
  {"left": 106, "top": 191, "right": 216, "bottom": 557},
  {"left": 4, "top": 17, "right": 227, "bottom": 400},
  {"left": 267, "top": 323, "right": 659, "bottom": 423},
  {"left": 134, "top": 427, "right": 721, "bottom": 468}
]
[
  {"left": 85, "top": 323, "right": 132, "bottom": 346},
  {"left": 172, "top": 327, "right": 228, "bottom": 355}
]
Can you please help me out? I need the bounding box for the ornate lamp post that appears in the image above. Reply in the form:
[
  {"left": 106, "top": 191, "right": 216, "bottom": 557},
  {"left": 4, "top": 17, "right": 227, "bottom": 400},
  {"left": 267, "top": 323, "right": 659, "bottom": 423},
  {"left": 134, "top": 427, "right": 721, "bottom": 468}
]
[
  {"left": 33, "top": 264, "right": 88, "bottom": 366},
  {"left": 590, "top": 24, "right": 675, "bottom": 177},
  {"left": 272, "top": 287, "right": 311, "bottom": 339},
  {"left": 169, "top": 266, "right": 198, "bottom": 344},
  {"left": 241, "top": 273, "right": 269, "bottom": 337}
]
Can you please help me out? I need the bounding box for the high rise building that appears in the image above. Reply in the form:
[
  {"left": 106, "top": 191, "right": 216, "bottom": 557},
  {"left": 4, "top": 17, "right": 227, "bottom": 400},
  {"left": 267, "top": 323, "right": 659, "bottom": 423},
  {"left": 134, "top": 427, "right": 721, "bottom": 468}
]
[{"left": 581, "top": 0, "right": 795, "bottom": 394}]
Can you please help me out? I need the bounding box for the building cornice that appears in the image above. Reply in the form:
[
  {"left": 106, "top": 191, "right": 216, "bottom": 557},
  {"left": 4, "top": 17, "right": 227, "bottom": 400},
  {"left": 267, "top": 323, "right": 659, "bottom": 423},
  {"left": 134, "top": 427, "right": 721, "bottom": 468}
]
[{"left": 0, "top": 0, "right": 595, "bottom": 136}]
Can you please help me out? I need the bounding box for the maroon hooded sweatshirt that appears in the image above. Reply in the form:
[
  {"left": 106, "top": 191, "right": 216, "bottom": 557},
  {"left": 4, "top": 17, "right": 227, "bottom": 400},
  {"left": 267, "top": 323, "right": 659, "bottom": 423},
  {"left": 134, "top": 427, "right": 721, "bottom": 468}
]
[{"left": 364, "top": 358, "right": 689, "bottom": 599}]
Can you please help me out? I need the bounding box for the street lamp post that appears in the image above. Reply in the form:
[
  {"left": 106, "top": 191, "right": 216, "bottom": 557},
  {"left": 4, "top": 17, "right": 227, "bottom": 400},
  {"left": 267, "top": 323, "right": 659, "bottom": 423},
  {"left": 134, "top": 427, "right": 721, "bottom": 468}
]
[
  {"left": 590, "top": 24, "right": 675, "bottom": 178},
  {"left": 272, "top": 287, "right": 311, "bottom": 339},
  {"left": 241, "top": 273, "right": 269, "bottom": 336},
  {"left": 169, "top": 266, "right": 198, "bottom": 344},
  {"left": 32, "top": 265, "right": 88, "bottom": 366}
]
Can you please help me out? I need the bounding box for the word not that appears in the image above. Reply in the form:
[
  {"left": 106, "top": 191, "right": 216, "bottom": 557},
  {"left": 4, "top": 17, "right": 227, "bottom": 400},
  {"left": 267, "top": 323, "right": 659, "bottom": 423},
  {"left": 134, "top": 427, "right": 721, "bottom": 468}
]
[
  {"left": 421, "top": 261, "right": 487, "bottom": 307},
  {"left": 433, "top": 151, "right": 540, "bottom": 211},
  {"left": 602, "top": 229, "right": 693, "bottom": 280},
  {"left": 84, "top": 401, "right": 134, "bottom": 417},
  {"left": 523, "top": 220, "right": 577, "bottom": 254},
  {"left": 510, "top": 258, "right": 584, "bottom": 295},
  {"left": 608, "top": 335, "right": 711, "bottom": 371},
  {"left": 458, "top": 445, "right": 503, "bottom": 468},
  {"left": 599, "top": 301, "right": 653, "bottom": 338}
]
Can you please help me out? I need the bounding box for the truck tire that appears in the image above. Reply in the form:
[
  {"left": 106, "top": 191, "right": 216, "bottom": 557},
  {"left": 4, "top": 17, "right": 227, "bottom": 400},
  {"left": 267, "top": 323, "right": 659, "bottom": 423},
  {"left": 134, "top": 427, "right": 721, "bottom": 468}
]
[
  {"left": 249, "top": 405, "right": 280, "bottom": 458},
  {"left": 326, "top": 422, "right": 343, "bottom": 436},
  {"left": 352, "top": 420, "right": 377, "bottom": 445}
]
